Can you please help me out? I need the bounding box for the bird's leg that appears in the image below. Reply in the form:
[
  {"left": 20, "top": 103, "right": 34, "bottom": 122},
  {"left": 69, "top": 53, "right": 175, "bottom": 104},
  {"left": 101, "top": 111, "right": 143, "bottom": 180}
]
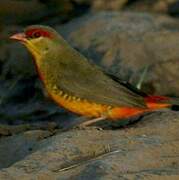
[
  {"left": 76, "top": 116, "right": 107, "bottom": 130},
  {"left": 79, "top": 116, "right": 106, "bottom": 126},
  {"left": 61, "top": 116, "right": 106, "bottom": 131}
]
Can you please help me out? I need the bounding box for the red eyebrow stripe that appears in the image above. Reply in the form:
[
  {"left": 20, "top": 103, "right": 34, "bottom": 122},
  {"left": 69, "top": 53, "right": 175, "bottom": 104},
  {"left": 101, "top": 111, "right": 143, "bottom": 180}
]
[{"left": 25, "top": 28, "right": 53, "bottom": 38}]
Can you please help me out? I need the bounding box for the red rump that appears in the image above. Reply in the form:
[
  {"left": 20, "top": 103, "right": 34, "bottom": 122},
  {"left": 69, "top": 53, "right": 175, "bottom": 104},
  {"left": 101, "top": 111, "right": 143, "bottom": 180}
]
[
  {"left": 145, "top": 95, "right": 169, "bottom": 103},
  {"left": 144, "top": 95, "right": 171, "bottom": 109},
  {"left": 25, "top": 28, "right": 52, "bottom": 39}
]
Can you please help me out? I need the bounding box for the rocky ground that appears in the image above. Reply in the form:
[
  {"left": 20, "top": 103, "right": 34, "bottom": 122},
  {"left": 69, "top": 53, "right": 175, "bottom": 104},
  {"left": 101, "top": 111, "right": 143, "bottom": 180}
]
[
  {"left": 0, "top": 0, "right": 179, "bottom": 179},
  {"left": 0, "top": 111, "right": 179, "bottom": 179}
]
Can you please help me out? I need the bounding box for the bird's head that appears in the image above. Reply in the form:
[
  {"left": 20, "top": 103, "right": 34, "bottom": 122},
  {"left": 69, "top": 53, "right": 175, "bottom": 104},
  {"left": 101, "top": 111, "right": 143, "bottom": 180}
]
[{"left": 10, "top": 25, "right": 65, "bottom": 61}]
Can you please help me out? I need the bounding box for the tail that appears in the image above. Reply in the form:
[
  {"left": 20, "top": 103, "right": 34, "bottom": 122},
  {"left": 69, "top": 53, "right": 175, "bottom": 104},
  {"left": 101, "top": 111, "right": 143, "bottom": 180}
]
[
  {"left": 109, "top": 95, "right": 179, "bottom": 120},
  {"left": 144, "top": 95, "right": 179, "bottom": 110}
]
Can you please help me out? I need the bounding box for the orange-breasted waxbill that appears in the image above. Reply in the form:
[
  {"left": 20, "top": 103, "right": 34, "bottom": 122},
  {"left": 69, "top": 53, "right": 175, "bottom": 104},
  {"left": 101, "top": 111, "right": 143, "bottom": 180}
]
[{"left": 10, "top": 25, "right": 179, "bottom": 125}]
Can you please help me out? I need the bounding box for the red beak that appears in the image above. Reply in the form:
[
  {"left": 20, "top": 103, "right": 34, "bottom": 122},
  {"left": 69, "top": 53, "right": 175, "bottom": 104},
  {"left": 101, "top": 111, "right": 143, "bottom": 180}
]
[{"left": 10, "top": 33, "right": 26, "bottom": 42}]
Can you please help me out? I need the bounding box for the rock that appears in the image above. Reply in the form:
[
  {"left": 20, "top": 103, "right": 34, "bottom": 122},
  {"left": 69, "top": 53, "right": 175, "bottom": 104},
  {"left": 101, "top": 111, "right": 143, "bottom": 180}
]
[
  {"left": 1, "top": 43, "right": 35, "bottom": 78},
  {"left": 0, "top": 25, "right": 35, "bottom": 78},
  {"left": 0, "top": 0, "right": 47, "bottom": 24},
  {"left": 125, "top": 0, "right": 175, "bottom": 14},
  {"left": 0, "top": 130, "right": 52, "bottom": 169},
  {"left": 0, "top": 0, "right": 178, "bottom": 26},
  {"left": 168, "top": 0, "right": 179, "bottom": 16},
  {"left": 0, "top": 0, "right": 91, "bottom": 25},
  {"left": 0, "top": 124, "right": 30, "bottom": 136},
  {"left": 0, "top": 110, "right": 178, "bottom": 179},
  {"left": 91, "top": 0, "right": 178, "bottom": 15},
  {"left": 60, "top": 11, "right": 179, "bottom": 96},
  {"left": 0, "top": 122, "right": 58, "bottom": 136},
  {"left": 92, "top": 0, "right": 128, "bottom": 11}
]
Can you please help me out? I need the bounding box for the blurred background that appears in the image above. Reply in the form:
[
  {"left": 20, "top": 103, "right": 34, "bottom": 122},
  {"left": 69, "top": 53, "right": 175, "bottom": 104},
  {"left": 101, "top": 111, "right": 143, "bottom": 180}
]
[{"left": 1, "top": 0, "right": 179, "bottom": 130}]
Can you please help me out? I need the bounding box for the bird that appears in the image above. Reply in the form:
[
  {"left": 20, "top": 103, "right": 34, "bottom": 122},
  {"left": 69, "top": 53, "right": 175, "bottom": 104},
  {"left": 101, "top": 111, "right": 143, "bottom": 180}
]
[{"left": 10, "top": 25, "right": 179, "bottom": 127}]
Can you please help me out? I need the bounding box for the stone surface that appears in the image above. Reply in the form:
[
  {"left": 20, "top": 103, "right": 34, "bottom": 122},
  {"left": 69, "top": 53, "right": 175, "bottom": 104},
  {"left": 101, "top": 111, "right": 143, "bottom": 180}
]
[
  {"left": 91, "top": 0, "right": 179, "bottom": 15},
  {"left": 128, "top": 0, "right": 179, "bottom": 17},
  {"left": 60, "top": 11, "right": 179, "bottom": 96},
  {"left": 0, "top": 111, "right": 178, "bottom": 179},
  {"left": 0, "top": 0, "right": 90, "bottom": 25},
  {"left": 0, "top": 0, "right": 179, "bottom": 26},
  {"left": 0, "top": 0, "right": 47, "bottom": 24},
  {"left": 92, "top": 0, "right": 128, "bottom": 11},
  {"left": 0, "top": 130, "right": 52, "bottom": 169}
]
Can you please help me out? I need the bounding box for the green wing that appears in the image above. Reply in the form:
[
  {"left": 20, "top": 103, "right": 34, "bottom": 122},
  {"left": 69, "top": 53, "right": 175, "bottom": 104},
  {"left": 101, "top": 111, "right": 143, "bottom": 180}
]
[{"left": 47, "top": 44, "right": 147, "bottom": 108}]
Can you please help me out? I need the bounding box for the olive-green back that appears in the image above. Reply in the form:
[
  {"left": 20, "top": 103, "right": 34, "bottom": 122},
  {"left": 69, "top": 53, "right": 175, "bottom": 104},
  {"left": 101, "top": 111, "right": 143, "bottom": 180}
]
[{"left": 40, "top": 39, "right": 146, "bottom": 108}]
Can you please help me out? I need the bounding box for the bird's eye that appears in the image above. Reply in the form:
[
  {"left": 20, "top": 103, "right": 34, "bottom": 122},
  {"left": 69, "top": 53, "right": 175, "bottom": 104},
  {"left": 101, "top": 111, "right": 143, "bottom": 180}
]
[
  {"left": 25, "top": 29, "right": 52, "bottom": 39},
  {"left": 32, "top": 31, "right": 41, "bottom": 38}
]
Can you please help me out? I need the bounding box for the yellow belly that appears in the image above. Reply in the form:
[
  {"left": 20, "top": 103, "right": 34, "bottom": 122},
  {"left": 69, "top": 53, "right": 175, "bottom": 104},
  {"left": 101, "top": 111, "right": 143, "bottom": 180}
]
[
  {"left": 49, "top": 90, "right": 111, "bottom": 118},
  {"left": 48, "top": 89, "right": 154, "bottom": 120}
]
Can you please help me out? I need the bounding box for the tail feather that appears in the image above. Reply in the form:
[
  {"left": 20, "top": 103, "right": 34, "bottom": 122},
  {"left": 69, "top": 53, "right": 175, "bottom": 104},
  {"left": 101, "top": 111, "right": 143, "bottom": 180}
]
[{"left": 145, "top": 95, "right": 179, "bottom": 110}]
